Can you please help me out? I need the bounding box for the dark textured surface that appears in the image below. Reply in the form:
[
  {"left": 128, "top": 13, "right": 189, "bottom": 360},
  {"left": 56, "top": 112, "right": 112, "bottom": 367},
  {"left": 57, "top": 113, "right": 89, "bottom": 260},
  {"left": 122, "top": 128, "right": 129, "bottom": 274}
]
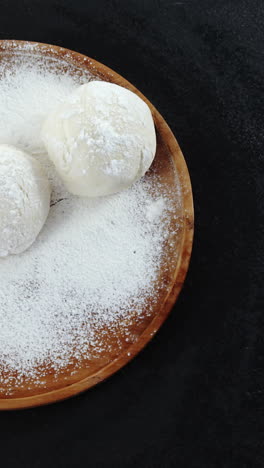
[{"left": 0, "top": 0, "right": 262, "bottom": 466}]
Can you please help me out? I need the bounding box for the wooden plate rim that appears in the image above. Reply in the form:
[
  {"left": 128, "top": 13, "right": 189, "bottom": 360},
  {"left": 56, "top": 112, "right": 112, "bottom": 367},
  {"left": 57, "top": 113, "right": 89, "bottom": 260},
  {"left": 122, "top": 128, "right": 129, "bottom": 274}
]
[{"left": 0, "top": 40, "right": 194, "bottom": 410}]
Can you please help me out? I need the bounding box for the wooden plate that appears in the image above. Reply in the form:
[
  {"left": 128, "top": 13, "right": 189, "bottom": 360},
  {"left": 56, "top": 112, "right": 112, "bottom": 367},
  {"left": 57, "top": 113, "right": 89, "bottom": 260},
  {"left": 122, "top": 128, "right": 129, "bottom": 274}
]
[{"left": 0, "top": 40, "right": 194, "bottom": 410}]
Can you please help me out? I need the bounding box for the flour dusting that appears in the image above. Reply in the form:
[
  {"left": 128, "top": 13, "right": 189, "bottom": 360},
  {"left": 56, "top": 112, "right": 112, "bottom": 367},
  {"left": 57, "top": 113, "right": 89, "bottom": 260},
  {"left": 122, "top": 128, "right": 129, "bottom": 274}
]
[{"left": 0, "top": 49, "right": 179, "bottom": 393}]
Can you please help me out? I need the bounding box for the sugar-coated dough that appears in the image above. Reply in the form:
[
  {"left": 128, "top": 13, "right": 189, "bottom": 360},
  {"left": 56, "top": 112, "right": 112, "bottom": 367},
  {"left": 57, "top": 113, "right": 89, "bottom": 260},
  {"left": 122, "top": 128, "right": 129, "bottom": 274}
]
[
  {"left": 41, "top": 81, "right": 156, "bottom": 197},
  {"left": 0, "top": 145, "right": 51, "bottom": 257}
]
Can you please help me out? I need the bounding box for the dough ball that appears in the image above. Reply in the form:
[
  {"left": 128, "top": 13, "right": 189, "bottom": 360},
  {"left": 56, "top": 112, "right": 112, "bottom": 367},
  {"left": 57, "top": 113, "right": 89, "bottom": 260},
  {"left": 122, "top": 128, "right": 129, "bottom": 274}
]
[
  {"left": 0, "top": 145, "right": 51, "bottom": 257},
  {"left": 41, "top": 81, "right": 156, "bottom": 197}
]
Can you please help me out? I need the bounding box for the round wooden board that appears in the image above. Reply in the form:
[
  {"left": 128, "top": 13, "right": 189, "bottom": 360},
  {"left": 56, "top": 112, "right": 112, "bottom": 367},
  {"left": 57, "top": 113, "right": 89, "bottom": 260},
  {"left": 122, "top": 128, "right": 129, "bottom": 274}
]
[{"left": 0, "top": 40, "right": 194, "bottom": 410}]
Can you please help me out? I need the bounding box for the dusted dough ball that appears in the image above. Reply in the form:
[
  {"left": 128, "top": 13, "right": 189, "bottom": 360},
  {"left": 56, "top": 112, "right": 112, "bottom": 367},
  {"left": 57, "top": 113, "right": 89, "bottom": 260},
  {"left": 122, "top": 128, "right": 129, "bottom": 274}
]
[
  {"left": 0, "top": 145, "right": 50, "bottom": 257},
  {"left": 41, "top": 81, "right": 156, "bottom": 197}
]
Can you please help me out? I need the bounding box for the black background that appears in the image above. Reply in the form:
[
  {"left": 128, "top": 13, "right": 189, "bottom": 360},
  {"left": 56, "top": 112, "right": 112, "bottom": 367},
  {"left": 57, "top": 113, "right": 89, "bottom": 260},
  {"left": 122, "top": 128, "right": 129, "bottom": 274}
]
[{"left": 0, "top": 1, "right": 263, "bottom": 467}]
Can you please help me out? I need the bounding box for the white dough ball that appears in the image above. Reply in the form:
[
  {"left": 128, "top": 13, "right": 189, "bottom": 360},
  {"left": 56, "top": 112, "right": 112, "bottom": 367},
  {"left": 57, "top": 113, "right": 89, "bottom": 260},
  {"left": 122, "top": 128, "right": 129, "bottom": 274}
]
[
  {"left": 0, "top": 145, "right": 51, "bottom": 257},
  {"left": 41, "top": 81, "right": 156, "bottom": 197}
]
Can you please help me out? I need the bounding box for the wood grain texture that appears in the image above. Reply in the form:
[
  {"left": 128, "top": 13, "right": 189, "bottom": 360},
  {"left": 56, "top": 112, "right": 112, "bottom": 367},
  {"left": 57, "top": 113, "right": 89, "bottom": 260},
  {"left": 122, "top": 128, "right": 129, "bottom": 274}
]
[{"left": 0, "top": 40, "right": 194, "bottom": 410}]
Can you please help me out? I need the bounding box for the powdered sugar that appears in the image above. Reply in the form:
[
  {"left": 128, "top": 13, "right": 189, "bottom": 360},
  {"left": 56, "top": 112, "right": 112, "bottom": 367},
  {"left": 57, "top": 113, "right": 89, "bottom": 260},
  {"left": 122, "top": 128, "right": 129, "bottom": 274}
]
[
  {"left": 0, "top": 182, "right": 169, "bottom": 379},
  {"left": 0, "top": 50, "right": 178, "bottom": 392},
  {"left": 0, "top": 66, "right": 81, "bottom": 154},
  {"left": 146, "top": 198, "right": 166, "bottom": 223}
]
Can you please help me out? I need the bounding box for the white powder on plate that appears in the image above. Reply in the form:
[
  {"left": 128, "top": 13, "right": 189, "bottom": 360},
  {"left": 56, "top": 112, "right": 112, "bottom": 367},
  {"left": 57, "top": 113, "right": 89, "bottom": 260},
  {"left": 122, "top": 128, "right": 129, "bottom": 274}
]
[
  {"left": 0, "top": 61, "right": 87, "bottom": 155},
  {"left": 0, "top": 52, "right": 175, "bottom": 391}
]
